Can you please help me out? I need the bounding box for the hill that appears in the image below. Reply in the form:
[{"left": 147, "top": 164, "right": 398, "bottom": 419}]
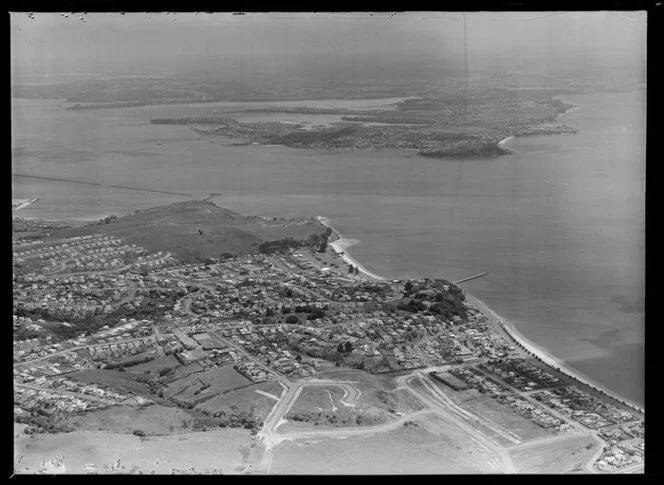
[{"left": 49, "top": 200, "right": 328, "bottom": 263}]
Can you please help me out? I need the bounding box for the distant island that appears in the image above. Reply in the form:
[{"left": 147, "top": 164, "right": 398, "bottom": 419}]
[{"left": 149, "top": 93, "right": 578, "bottom": 159}]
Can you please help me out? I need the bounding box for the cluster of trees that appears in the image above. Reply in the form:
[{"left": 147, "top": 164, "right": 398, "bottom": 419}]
[
  {"left": 257, "top": 237, "right": 304, "bottom": 255},
  {"left": 203, "top": 409, "right": 262, "bottom": 430},
  {"left": 355, "top": 283, "right": 391, "bottom": 295},
  {"left": 16, "top": 413, "right": 75, "bottom": 434},
  {"left": 400, "top": 279, "right": 467, "bottom": 320},
  {"left": 347, "top": 264, "right": 360, "bottom": 275},
  {"left": 429, "top": 290, "right": 467, "bottom": 319},
  {"left": 281, "top": 304, "right": 327, "bottom": 322},
  {"left": 396, "top": 298, "right": 427, "bottom": 313},
  {"left": 306, "top": 226, "right": 333, "bottom": 253},
  {"left": 336, "top": 341, "right": 354, "bottom": 353}
]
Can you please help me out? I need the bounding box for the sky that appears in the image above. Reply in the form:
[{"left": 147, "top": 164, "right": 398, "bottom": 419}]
[{"left": 10, "top": 12, "right": 647, "bottom": 81}]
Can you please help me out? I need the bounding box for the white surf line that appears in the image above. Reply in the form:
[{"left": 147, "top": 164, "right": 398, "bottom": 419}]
[
  {"left": 255, "top": 390, "right": 280, "bottom": 401},
  {"left": 316, "top": 216, "right": 385, "bottom": 280},
  {"left": 465, "top": 292, "right": 644, "bottom": 414},
  {"left": 326, "top": 390, "right": 338, "bottom": 412}
]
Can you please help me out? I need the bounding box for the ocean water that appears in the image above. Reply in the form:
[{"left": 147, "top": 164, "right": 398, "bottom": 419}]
[{"left": 11, "top": 91, "right": 645, "bottom": 405}]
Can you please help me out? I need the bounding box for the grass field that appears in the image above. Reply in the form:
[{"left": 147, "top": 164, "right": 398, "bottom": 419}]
[
  {"left": 14, "top": 428, "right": 252, "bottom": 474},
  {"left": 126, "top": 355, "right": 180, "bottom": 375},
  {"left": 163, "top": 365, "right": 252, "bottom": 403},
  {"left": 68, "top": 369, "right": 156, "bottom": 399},
  {"left": 62, "top": 404, "right": 194, "bottom": 436},
  {"left": 456, "top": 392, "right": 551, "bottom": 443},
  {"left": 162, "top": 362, "right": 203, "bottom": 383}
]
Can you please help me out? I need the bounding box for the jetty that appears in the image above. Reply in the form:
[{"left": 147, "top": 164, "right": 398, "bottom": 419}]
[{"left": 453, "top": 272, "right": 488, "bottom": 285}]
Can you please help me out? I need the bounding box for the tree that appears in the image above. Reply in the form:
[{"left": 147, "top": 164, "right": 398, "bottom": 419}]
[
  {"left": 344, "top": 341, "right": 353, "bottom": 353},
  {"left": 285, "top": 315, "right": 299, "bottom": 324},
  {"left": 318, "top": 242, "right": 327, "bottom": 253},
  {"left": 337, "top": 343, "right": 345, "bottom": 353},
  {"left": 348, "top": 264, "right": 354, "bottom": 274},
  {"left": 404, "top": 280, "right": 414, "bottom": 294},
  {"left": 354, "top": 266, "right": 359, "bottom": 275},
  {"left": 265, "top": 308, "right": 275, "bottom": 317}
]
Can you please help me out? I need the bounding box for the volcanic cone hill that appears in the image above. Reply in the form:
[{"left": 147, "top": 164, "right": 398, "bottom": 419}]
[{"left": 49, "top": 200, "right": 328, "bottom": 263}]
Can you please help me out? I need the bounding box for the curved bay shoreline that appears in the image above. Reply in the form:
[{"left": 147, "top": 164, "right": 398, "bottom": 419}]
[{"left": 316, "top": 215, "right": 644, "bottom": 415}]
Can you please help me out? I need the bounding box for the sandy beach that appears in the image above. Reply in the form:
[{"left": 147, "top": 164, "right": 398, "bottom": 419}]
[
  {"left": 317, "top": 216, "right": 384, "bottom": 281},
  {"left": 12, "top": 198, "right": 39, "bottom": 211},
  {"left": 464, "top": 292, "right": 644, "bottom": 414}
]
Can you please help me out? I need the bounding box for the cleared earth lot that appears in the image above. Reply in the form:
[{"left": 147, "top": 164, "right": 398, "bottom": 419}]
[{"left": 270, "top": 412, "right": 498, "bottom": 474}]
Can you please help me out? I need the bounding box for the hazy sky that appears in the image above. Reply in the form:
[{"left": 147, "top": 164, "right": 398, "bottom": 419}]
[{"left": 10, "top": 12, "right": 646, "bottom": 80}]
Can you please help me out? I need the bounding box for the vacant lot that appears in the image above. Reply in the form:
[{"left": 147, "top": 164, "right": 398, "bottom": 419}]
[
  {"left": 197, "top": 380, "right": 284, "bottom": 420},
  {"left": 510, "top": 434, "right": 599, "bottom": 473},
  {"left": 271, "top": 412, "right": 497, "bottom": 474},
  {"left": 453, "top": 392, "right": 551, "bottom": 443},
  {"left": 126, "top": 355, "right": 180, "bottom": 375},
  {"left": 282, "top": 384, "right": 389, "bottom": 432},
  {"left": 288, "top": 387, "right": 345, "bottom": 414}
]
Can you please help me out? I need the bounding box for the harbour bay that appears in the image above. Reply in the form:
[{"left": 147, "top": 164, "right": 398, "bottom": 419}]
[{"left": 12, "top": 90, "right": 645, "bottom": 406}]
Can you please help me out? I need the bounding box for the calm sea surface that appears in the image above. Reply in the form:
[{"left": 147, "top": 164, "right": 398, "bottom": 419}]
[{"left": 12, "top": 91, "right": 645, "bottom": 405}]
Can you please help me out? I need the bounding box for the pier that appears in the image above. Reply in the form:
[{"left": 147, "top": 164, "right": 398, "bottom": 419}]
[
  {"left": 453, "top": 272, "right": 488, "bottom": 285},
  {"left": 204, "top": 193, "right": 221, "bottom": 202}
]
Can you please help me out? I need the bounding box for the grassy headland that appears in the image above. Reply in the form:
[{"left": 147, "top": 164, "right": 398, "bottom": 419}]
[{"left": 46, "top": 200, "right": 329, "bottom": 263}]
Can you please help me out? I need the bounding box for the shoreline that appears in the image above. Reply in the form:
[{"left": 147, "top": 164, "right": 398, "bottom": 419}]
[
  {"left": 316, "top": 215, "right": 643, "bottom": 415},
  {"left": 12, "top": 198, "right": 39, "bottom": 211},
  {"left": 316, "top": 216, "right": 384, "bottom": 281},
  {"left": 497, "top": 136, "right": 515, "bottom": 146},
  {"left": 463, "top": 292, "right": 644, "bottom": 414}
]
